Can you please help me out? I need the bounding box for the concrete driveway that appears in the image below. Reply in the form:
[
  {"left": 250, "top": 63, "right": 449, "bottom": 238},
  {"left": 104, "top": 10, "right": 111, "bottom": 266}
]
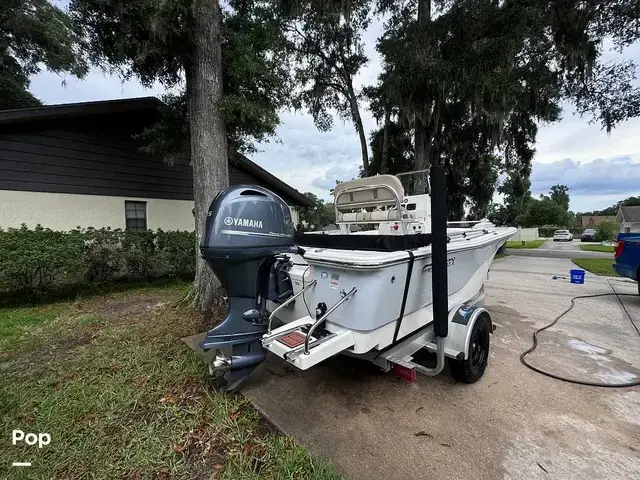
[
  {"left": 243, "top": 256, "right": 640, "bottom": 480},
  {"left": 507, "top": 239, "right": 612, "bottom": 259}
]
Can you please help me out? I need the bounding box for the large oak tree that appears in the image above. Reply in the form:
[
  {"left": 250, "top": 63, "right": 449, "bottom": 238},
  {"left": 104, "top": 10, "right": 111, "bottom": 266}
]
[{"left": 71, "top": 0, "right": 292, "bottom": 310}]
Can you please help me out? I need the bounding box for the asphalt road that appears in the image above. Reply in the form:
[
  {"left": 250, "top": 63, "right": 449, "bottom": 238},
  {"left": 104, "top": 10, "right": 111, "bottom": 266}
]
[
  {"left": 242, "top": 256, "right": 640, "bottom": 480},
  {"left": 507, "top": 239, "right": 612, "bottom": 259}
]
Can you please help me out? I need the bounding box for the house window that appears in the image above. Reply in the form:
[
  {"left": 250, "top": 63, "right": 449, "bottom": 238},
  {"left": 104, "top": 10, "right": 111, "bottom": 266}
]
[
  {"left": 125, "top": 201, "right": 147, "bottom": 230},
  {"left": 624, "top": 226, "right": 631, "bottom": 233}
]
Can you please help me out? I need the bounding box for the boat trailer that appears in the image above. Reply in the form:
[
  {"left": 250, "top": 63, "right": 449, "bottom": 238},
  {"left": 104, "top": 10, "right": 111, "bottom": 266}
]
[{"left": 198, "top": 166, "right": 496, "bottom": 390}]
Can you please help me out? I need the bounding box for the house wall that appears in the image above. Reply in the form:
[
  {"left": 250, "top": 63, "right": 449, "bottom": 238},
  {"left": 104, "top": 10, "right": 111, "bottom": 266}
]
[
  {"left": 621, "top": 222, "right": 640, "bottom": 233},
  {"left": 0, "top": 190, "right": 300, "bottom": 231},
  {"left": 581, "top": 215, "right": 617, "bottom": 228},
  {"left": 0, "top": 127, "right": 193, "bottom": 200},
  {"left": 0, "top": 190, "right": 194, "bottom": 231},
  {"left": 0, "top": 118, "right": 304, "bottom": 231}
]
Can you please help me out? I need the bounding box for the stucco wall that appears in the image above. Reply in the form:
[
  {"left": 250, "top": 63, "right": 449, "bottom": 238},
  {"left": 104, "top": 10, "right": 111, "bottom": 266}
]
[
  {"left": 0, "top": 190, "right": 195, "bottom": 231},
  {"left": 0, "top": 190, "right": 301, "bottom": 232}
]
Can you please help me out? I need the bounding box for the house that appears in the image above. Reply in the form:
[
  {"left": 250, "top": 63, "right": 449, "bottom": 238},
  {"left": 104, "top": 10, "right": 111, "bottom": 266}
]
[
  {"left": 581, "top": 215, "right": 617, "bottom": 228},
  {"left": 617, "top": 206, "right": 640, "bottom": 233},
  {"left": 0, "top": 98, "right": 312, "bottom": 231}
]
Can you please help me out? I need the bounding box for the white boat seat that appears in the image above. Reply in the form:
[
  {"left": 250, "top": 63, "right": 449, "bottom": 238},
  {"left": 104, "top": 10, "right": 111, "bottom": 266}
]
[
  {"left": 334, "top": 175, "right": 405, "bottom": 210},
  {"left": 337, "top": 210, "right": 404, "bottom": 223}
]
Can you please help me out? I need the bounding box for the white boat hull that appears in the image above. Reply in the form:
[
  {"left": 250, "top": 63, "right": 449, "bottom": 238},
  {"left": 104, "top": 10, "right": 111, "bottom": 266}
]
[{"left": 271, "top": 227, "right": 513, "bottom": 354}]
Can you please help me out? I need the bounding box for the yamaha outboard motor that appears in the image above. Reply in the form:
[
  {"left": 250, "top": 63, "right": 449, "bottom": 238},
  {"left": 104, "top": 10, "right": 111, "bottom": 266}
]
[{"left": 200, "top": 185, "right": 297, "bottom": 390}]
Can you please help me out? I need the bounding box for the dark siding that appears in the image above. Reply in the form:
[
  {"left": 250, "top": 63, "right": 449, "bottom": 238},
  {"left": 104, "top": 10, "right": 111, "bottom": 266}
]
[
  {"left": 0, "top": 115, "right": 303, "bottom": 206},
  {"left": 0, "top": 126, "right": 193, "bottom": 200}
]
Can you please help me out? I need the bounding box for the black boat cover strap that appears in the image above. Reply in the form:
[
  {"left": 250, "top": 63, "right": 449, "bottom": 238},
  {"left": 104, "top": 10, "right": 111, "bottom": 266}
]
[
  {"left": 393, "top": 251, "right": 415, "bottom": 343},
  {"left": 294, "top": 232, "right": 432, "bottom": 252}
]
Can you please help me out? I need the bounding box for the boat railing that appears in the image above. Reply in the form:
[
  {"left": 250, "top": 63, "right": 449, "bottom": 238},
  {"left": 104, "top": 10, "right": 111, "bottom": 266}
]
[
  {"left": 446, "top": 228, "right": 494, "bottom": 242},
  {"left": 447, "top": 220, "right": 483, "bottom": 225},
  {"left": 284, "top": 286, "right": 358, "bottom": 361},
  {"left": 334, "top": 182, "right": 414, "bottom": 233}
]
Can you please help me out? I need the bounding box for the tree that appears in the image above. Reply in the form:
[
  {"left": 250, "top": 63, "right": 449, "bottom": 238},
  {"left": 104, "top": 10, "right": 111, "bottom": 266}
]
[
  {"left": 549, "top": 185, "right": 570, "bottom": 212},
  {"left": 375, "top": 0, "right": 640, "bottom": 214},
  {"left": 368, "top": 121, "right": 414, "bottom": 176},
  {"left": 577, "top": 196, "right": 640, "bottom": 217},
  {"left": 283, "top": 0, "right": 372, "bottom": 175},
  {"left": 297, "top": 193, "right": 335, "bottom": 231},
  {"left": 521, "top": 196, "right": 568, "bottom": 228},
  {"left": 1, "top": 0, "right": 87, "bottom": 109},
  {"left": 71, "top": 0, "right": 292, "bottom": 311},
  {"left": 596, "top": 221, "right": 619, "bottom": 243}
]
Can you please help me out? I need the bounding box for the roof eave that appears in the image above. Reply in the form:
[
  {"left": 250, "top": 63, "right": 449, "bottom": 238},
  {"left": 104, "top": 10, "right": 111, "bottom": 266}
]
[
  {"left": 0, "top": 97, "right": 163, "bottom": 126},
  {"left": 233, "top": 153, "right": 314, "bottom": 208}
]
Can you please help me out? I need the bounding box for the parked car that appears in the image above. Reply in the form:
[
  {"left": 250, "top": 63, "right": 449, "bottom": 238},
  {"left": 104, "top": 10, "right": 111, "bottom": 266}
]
[
  {"left": 553, "top": 229, "right": 573, "bottom": 241},
  {"left": 613, "top": 233, "right": 640, "bottom": 295},
  {"left": 581, "top": 228, "right": 597, "bottom": 242}
]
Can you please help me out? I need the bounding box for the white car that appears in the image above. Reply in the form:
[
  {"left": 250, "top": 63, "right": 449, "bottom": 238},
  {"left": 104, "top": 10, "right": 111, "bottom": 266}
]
[{"left": 553, "top": 229, "right": 573, "bottom": 241}]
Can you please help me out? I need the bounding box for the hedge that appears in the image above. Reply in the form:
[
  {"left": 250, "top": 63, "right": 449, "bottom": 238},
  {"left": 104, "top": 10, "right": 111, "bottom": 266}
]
[{"left": 0, "top": 225, "right": 195, "bottom": 293}]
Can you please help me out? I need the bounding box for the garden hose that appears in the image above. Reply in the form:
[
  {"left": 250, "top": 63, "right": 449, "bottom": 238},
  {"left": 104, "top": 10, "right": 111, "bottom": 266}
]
[{"left": 520, "top": 291, "right": 640, "bottom": 388}]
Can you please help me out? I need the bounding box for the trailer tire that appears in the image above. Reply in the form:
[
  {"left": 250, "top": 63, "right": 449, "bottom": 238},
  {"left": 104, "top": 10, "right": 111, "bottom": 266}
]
[{"left": 449, "top": 313, "right": 491, "bottom": 383}]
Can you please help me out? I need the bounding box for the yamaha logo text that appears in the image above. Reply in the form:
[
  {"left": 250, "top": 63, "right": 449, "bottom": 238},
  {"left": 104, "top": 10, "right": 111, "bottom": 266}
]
[{"left": 223, "top": 217, "right": 263, "bottom": 228}]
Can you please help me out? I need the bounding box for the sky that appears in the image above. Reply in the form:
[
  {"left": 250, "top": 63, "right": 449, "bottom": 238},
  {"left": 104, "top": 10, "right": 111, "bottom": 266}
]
[{"left": 28, "top": 16, "right": 640, "bottom": 214}]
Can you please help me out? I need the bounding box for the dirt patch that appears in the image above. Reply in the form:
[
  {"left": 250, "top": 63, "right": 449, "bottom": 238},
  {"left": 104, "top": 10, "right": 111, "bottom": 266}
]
[
  {"left": 1, "top": 329, "right": 97, "bottom": 375},
  {"left": 1, "top": 288, "right": 197, "bottom": 375},
  {"left": 89, "top": 293, "right": 174, "bottom": 324}
]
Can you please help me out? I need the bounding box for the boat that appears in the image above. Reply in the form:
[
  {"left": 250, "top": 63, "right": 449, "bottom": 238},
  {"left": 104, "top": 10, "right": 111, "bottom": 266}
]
[{"left": 199, "top": 170, "right": 516, "bottom": 390}]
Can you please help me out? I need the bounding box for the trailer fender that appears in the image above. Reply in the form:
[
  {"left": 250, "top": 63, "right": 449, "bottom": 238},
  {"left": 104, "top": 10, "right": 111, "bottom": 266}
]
[{"left": 445, "top": 306, "right": 492, "bottom": 361}]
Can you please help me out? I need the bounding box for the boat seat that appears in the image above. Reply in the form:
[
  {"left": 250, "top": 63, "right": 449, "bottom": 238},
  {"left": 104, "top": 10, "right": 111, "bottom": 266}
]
[
  {"left": 334, "top": 175, "right": 405, "bottom": 210},
  {"left": 337, "top": 210, "right": 404, "bottom": 223}
]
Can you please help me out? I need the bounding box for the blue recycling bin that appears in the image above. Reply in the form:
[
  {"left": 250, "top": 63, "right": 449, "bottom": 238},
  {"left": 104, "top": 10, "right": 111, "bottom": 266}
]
[{"left": 570, "top": 269, "right": 585, "bottom": 284}]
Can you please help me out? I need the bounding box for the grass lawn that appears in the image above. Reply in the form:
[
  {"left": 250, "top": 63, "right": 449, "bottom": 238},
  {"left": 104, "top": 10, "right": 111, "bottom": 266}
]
[
  {"left": 579, "top": 244, "right": 615, "bottom": 253},
  {"left": 0, "top": 284, "right": 340, "bottom": 480},
  {"left": 505, "top": 239, "right": 546, "bottom": 249},
  {"left": 572, "top": 258, "right": 619, "bottom": 277}
]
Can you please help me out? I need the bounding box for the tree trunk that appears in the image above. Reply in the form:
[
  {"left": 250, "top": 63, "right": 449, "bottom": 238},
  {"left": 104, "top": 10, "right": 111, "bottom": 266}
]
[
  {"left": 413, "top": 124, "right": 428, "bottom": 193},
  {"left": 413, "top": 0, "right": 431, "bottom": 193},
  {"left": 187, "top": 0, "right": 229, "bottom": 312},
  {"left": 380, "top": 106, "right": 391, "bottom": 175},
  {"left": 418, "top": 0, "right": 431, "bottom": 26},
  {"left": 346, "top": 81, "right": 369, "bottom": 176}
]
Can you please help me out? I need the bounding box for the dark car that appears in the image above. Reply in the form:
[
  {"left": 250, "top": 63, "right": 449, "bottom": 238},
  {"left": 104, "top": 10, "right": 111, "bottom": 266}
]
[{"left": 581, "top": 228, "right": 597, "bottom": 242}]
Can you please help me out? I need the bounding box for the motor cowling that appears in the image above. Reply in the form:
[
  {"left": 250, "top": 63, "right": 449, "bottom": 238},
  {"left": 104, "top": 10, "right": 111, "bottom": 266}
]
[{"left": 199, "top": 185, "right": 298, "bottom": 391}]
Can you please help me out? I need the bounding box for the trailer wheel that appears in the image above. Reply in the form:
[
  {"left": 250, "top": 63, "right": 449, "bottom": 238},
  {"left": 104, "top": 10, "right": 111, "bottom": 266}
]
[{"left": 449, "top": 313, "right": 491, "bottom": 383}]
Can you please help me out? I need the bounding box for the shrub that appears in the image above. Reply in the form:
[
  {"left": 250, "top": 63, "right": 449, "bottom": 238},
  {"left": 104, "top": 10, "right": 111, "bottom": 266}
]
[
  {"left": 155, "top": 230, "right": 196, "bottom": 278},
  {"left": 0, "top": 225, "right": 85, "bottom": 291},
  {"left": 122, "top": 230, "right": 156, "bottom": 280},
  {"left": 83, "top": 227, "right": 125, "bottom": 284},
  {"left": 596, "top": 221, "right": 618, "bottom": 242},
  {"left": 0, "top": 226, "right": 196, "bottom": 294}
]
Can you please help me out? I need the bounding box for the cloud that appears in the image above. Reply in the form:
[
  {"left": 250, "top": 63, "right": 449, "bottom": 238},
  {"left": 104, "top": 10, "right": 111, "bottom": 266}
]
[
  {"left": 29, "top": 69, "right": 166, "bottom": 105},
  {"left": 311, "top": 163, "right": 362, "bottom": 192},
  {"left": 251, "top": 110, "right": 372, "bottom": 201},
  {"left": 25, "top": 15, "right": 640, "bottom": 212},
  {"left": 530, "top": 155, "right": 640, "bottom": 211}
]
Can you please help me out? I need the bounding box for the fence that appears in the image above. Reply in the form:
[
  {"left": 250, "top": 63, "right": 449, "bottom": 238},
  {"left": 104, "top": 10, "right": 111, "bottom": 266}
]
[{"left": 508, "top": 228, "right": 539, "bottom": 242}]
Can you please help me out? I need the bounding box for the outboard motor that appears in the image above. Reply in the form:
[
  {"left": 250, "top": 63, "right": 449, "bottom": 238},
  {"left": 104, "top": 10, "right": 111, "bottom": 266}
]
[{"left": 200, "top": 185, "right": 298, "bottom": 390}]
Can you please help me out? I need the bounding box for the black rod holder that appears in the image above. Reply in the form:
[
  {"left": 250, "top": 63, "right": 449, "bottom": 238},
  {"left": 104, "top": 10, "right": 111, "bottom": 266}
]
[{"left": 430, "top": 164, "right": 448, "bottom": 338}]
